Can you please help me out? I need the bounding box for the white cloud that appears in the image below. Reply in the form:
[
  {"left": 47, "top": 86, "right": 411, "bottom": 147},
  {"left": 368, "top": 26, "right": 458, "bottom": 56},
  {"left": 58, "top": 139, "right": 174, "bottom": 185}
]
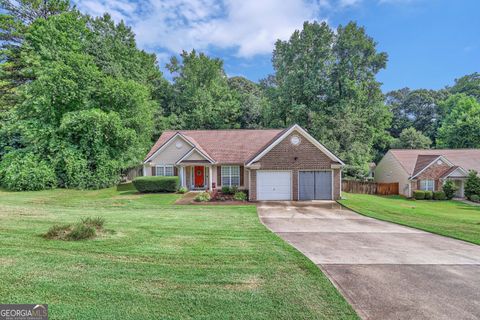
[
  {"left": 338, "top": 0, "right": 362, "bottom": 7},
  {"left": 75, "top": 0, "right": 322, "bottom": 58}
]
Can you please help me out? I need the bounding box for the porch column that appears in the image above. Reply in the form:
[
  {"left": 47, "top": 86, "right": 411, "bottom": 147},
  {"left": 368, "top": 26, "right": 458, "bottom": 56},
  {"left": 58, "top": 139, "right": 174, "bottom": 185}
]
[
  {"left": 209, "top": 166, "right": 213, "bottom": 191},
  {"left": 180, "top": 166, "right": 186, "bottom": 187}
]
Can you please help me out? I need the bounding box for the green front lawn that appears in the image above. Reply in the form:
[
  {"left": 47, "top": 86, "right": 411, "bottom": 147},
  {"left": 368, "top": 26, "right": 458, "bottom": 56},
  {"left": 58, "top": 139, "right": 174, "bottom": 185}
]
[
  {"left": 0, "top": 187, "right": 357, "bottom": 319},
  {"left": 339, "top": 193, "right": 480, "bottom": 245}
]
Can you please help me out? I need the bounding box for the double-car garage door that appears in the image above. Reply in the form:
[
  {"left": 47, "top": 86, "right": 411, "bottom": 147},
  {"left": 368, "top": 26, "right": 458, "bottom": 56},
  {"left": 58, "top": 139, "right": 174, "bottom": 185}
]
[{"left": 256, "top": 170, "right": 332, "bottom": 201}]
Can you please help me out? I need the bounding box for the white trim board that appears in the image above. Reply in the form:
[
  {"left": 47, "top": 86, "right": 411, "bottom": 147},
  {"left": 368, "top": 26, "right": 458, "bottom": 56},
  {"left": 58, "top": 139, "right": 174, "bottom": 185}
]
[
  {"left": 443, "top": 167, "right": 468, "bottom": 179},
  {"left": 246, "top": 124, "right": 345, "bottom": 167},
  {"left": 175, "top": 147, "right": 215, "bottom": 164}
]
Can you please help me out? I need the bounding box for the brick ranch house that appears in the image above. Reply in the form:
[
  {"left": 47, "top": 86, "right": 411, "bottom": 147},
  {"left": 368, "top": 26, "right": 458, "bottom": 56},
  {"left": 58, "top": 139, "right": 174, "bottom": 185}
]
[
  {"left": 374, "top": 149, "right": 480, "bottom": 198},
  {"left": 143, "top": 124, "right": 345, "bottom": 201}
]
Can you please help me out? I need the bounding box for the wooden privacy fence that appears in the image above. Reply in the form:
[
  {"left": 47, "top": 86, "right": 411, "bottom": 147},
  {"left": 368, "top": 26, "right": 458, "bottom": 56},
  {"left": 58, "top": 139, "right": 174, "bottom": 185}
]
[{"left": 342, "top": 180, "right": 399, "bottom": 196}]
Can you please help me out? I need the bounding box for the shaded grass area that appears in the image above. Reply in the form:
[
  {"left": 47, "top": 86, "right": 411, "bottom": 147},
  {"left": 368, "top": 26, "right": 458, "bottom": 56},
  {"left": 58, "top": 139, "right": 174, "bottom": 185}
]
[
  {"left": 0, "top": 188, "right": 357, "bottom": 319},
  {"left": 339, "top": 193, "right": 480, "bottom": 245}
]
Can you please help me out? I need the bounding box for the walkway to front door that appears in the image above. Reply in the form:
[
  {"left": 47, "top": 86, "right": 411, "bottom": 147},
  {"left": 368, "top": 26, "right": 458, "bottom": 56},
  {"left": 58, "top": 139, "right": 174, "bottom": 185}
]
[{"left": 258, "top": 201, "right": 480, "bottom": 320}]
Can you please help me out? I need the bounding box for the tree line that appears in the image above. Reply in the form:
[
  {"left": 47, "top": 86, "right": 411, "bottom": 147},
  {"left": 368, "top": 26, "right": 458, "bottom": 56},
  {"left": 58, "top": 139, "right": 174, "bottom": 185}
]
[{"left": 0, "top": 0, "right": 479, "bottom": 190}]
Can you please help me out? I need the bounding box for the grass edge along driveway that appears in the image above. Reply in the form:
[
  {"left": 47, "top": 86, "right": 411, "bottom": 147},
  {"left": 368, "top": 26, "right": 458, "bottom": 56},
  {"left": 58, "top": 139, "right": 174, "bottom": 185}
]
[
  {"left": 339, "top": 193, "right": 480, "bottom": 246},
  {"left": 0, "top": 188, "right": 358, "bottom": 319}
]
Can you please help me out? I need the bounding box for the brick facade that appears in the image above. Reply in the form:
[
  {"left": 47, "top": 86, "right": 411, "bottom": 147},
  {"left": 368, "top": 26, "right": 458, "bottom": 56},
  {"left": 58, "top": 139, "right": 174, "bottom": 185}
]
[
  {"left": 413, "top": 161, "right": 452, "bottom": 191},
  {"left": 249, "top": 131, "right": 342, "bottom": 201}
]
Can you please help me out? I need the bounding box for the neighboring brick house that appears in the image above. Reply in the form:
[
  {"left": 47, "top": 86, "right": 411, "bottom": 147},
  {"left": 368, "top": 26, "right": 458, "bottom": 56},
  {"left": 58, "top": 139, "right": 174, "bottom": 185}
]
[
  {"left": 143, "top": 124, "right": 345, "bottom": 201},
  {"left": 374, "top": 149, "right": 480, "bottom": 198}
]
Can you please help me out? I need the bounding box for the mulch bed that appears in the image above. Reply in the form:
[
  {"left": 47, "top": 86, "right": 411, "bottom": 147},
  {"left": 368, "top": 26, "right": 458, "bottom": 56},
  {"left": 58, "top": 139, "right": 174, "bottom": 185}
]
[{"left": 175, "top": 191, "right": 252, "bottom": 206}]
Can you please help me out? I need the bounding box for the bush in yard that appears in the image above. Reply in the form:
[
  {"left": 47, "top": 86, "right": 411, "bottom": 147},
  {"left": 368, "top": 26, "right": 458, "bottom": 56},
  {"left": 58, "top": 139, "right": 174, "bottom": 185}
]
[
  {"left": 424, "top": 190, "right": 433, "bottom": 200},
  {"left": 433, "top": 191, "right": 447, "bottom": 200},
  {"left": 470, "top": 195, "right": 480, "bottom": 202},
  {"left": 44, "top": 217, "right": 106, "bottom": 241},
  {"left": 233, "top": 191, "right": 247, "bottom": 201},
  {"left": 221, "top": 186, "right": 238, "bottom": 195},
  {"left": 177, "top": 187, "right": 188, "bottom": 194},
  {"left": 133, "top": 176, "right": 179, "bottom": 193},
  {"left": 465, "top": 170, "right": 480, "bottom": 199},
  {"left": 442, "top": 180, "right": 458, "bottom": 200},
  {"left": 81, "top": 217, "right": 105, "bottom": 229},
  {"left": 413, "top": 190, "right": 426, "bottom": 200},
  {"left": 0, "top": 151, "right": 57, "bottom": 191},
  {"left": 194, "top": 192, "right": 211, "bottom": 202},
  {"left": 68, "top": 223, "right": 96, "bottom": 240}
]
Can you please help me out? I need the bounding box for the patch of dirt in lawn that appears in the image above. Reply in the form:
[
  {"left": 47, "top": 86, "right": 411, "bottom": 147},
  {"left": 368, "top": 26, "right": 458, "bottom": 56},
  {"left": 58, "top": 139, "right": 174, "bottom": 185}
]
[
  {"left": 224, "top": 276, "right": 263, "bottom": 291},
  {"left": 0, "top": 258, "right": 16, "bottom": 266},
  {"left": 111, "top": 194, "right": 142, "bottom": 200}
]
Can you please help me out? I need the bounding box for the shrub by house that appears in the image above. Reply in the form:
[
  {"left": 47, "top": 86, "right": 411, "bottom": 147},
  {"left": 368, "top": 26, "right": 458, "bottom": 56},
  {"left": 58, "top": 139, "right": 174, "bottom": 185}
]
[{"left": 133, "top": 176, "right": 179, "bottom": 193}]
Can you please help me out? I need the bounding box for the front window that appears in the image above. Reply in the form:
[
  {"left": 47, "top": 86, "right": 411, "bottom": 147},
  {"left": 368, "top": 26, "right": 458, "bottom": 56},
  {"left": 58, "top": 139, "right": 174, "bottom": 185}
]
[
  {"left": 156, "top": 165, "right": 174, "bottom": 176},
  {"left": 221, "top": 166, "right": 240, "bottom": 187},
  {"left": 420, "top": 179, "right": 434, "bottom": 191}
]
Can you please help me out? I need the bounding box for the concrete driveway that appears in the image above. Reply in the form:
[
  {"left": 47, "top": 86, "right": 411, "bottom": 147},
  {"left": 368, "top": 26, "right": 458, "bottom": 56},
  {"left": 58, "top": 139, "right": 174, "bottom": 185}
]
[{"left": 258, "top": 201, "right": 480, "bottom": 320}]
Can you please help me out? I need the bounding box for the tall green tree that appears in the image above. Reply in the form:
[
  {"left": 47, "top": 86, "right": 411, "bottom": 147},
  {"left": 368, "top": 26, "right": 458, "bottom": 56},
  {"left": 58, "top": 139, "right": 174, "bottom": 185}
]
[
  {"left": 0, "top": 0, "right": 70, "bottom": 106},
  {"left": 164, "top": 50, "right": 241, "bottom": 130},
  {"left": 227, "top": 76, "right": 270, "bottom": 128},
  {"left": 450, "top": 72, "right": 480, "bottom": 101},
  {"left": 390, "top": 127, "right": 432, "bottom": 149},
  {"left": 385, "top": 88, "right": 449, "bottom": 141},
  {"left": 269, "top": 21, "right": 390, "bottom": 172},
  {"left": 0, "top": 10, "right": 162, "bottom": 190},
  {"left": 436, "top": 94, "right": 480, "bottom": 148}
]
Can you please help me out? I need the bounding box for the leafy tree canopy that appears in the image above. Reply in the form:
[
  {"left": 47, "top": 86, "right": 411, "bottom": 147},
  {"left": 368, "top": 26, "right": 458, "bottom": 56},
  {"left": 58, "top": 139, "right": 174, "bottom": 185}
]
[
  {"left": 436, "top": 94, "right": 480, "bottom": 148},
  {"left": 450, "top": 72, "right": 480, "bottom": 101},
  {"left": 385, "top": 88, "right": 449, "bottom": 141},
  {"left": 0, "top": 0, "right": 71, "bottom": 105},
  {"left": 268, "top": 21, "right": 390, "bottom": 171},
  {"left": 390, "top": 127, "right": 432, "bottom": 149},
  {"left": 227, "top": 76, "right": 269, "bottom": 128},
  {"left": 0, "top": 7, "right": 163, "bottom": 190},
  {"left": 163, "top": 50, "right": 241, "bottom": 130}
]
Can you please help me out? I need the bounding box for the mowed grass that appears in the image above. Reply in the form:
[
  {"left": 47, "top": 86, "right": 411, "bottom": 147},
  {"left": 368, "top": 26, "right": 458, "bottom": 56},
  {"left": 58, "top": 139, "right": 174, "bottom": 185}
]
[
  {"left": 339, "top": 193, "right": 480, "bottom": 245},
  {"left": 0, "top": 187, "right": 357, "bottom": 320}
]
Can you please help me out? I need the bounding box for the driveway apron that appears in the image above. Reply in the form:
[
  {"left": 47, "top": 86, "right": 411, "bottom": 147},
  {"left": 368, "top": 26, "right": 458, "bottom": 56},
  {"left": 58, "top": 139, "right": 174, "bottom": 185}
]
[{"left": 258, "top": 201, "right": 480, "bottom": 320}]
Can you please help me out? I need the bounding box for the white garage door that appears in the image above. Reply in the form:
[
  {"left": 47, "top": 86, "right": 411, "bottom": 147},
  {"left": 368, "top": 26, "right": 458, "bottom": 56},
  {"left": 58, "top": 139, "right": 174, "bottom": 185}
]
[{"left": 257, "top": 171, "right": 292, "bottom": 200}]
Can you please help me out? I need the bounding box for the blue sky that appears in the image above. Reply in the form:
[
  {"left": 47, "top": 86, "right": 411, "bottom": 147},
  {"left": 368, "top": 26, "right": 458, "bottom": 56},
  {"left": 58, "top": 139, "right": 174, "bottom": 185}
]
[{"left": 75, "top": 0, "right": 479, "bottom": 92}]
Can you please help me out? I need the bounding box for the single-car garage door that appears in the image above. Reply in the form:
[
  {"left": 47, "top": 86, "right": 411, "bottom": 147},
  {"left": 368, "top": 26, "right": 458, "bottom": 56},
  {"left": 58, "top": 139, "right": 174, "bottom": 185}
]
[
  {"left": 257, "top": 171, "right": 291, "bottom": 200},
  {"left": 299, "top": 171, "right": 332, "bottom": 200}
]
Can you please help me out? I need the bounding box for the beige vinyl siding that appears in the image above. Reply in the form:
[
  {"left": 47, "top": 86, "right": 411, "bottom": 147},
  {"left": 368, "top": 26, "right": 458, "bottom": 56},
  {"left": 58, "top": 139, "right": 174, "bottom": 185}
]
[
  {"left": 150, "top": 136, "right": 191, "bottom": 165},
  {"left": 183, "top": 149, "right": 208, "bottom": 161},
  {"left": 374, "top": 151, "right": 411, "bottom": 197},
  {"left": 144, "top": 136, "right": 191, "bottom": 176}
]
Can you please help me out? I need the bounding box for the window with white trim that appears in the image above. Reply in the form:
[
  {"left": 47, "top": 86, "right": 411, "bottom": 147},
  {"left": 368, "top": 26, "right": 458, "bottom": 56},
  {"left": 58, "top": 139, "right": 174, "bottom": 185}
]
[
  {"left": 156, "top": 165, "right": 174, "bottom": 176},
  {"left": 420, "top": 179, "right": 434, "bottom": 191},
  {"left": 221, "top": 166, "right": 240, "bottom": 187}
]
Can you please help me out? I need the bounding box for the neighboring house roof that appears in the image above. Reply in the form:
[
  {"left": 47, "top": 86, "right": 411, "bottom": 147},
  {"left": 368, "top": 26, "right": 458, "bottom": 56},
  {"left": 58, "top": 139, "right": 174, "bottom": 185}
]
[
  {"left": 412, "top": 155, "right": 440, "bottom": 177},
  {"left": 145, "top": 129, "right": 284, "bottom": 163},
  {"left": 439, "top": 166, "right": 463, "bottom": 179},
  {"left": 389, "top": 149, "right": 480, "bottom": 177}
]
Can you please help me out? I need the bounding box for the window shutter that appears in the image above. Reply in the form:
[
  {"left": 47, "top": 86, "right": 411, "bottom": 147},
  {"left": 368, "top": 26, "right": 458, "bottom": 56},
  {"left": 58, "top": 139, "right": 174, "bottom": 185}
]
[
  {"left": 152, "top": 166, "right": 156, "bottom": 176},
  {"left": 240, "top": 166, "right": 244, "bottom": 186},
  {"left": 174, "top": 167, "right": 178, "bottom": 176},
  {"left": 217, "top": 166, "right": 221, "bottom": 186}
]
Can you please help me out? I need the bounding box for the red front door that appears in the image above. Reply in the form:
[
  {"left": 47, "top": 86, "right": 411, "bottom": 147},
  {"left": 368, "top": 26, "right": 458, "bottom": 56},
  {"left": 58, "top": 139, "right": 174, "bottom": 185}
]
[{"left": 194, "top": 166, "right": 204, "bottom": 188}]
